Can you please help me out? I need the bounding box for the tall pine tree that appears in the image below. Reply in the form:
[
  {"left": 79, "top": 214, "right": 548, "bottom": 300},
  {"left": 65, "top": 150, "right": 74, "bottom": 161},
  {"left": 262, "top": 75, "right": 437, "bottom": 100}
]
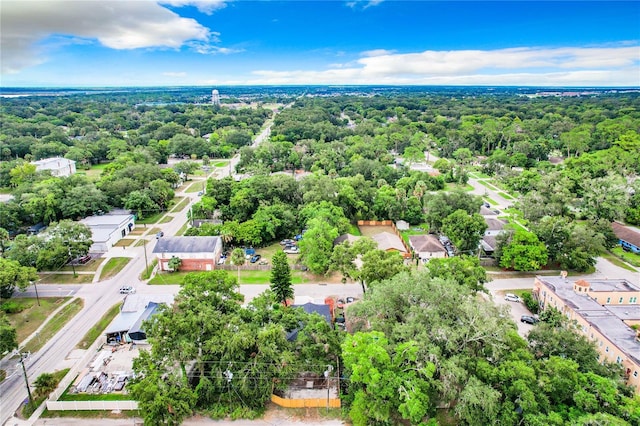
[{"left": 270, "top": 250, "right": 293, "bottom": 304}]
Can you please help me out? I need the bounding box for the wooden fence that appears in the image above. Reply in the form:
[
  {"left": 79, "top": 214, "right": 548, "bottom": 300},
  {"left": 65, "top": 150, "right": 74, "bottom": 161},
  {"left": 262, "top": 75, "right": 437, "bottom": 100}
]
[{"left": 271, "top": 394, "right": 341, "bottom": 408}]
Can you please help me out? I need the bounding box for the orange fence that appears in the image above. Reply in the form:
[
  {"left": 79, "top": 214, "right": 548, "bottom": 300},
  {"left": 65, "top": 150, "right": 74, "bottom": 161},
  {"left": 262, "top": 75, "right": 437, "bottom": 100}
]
[{"left": 271, "top": 394, "right": 341, "bottom": 408}]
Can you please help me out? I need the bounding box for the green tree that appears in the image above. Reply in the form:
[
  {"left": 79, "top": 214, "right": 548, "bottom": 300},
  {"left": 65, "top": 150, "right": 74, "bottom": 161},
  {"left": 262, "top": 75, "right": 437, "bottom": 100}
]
[
  {"left": 230, "top": 248, "right": 245, "bottom": 283},
  {"left": 298, "top": 218, "right": 339, "bottom": 274},
  {"left": 342, "top": 331, "right": 436, "bottom": 426},
  {"left": 359, "top": 249, "right": 406, "bottom": 292},
  {"left": 498, "top": 230, "right": 548, "bottom": 271},
  {"left": 426, "top": 255, "right": 489, "bottom": 294},
  {"left": 441, "top": 210, "right": 487, "bottom": 254},
  {"left": 0, "top": 227, "right": 9, "bottom": 257},
  {"left": 0, "top": 312, "right": 18, "bottom": 355},
  {"left": 167, "top": 256, "right": 182, "bottom": 272},
  {"left": 33, "top": 372, "right": 57, "bottom": 398},
  {"left": 125, "top": 190, "right": 159, "bottom": 220},
  {"left": 0, "top": 258, "right": 38, "bottom": 299},
  {"left": 270, "top": 250, "right": 293, "bottom": 305}
]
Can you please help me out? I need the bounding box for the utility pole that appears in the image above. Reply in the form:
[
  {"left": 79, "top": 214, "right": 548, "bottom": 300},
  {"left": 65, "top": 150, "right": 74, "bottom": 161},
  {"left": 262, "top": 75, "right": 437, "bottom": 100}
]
[
  {"left": 18, "top": 353, "right": 33, "bottom": 405},
  {"left": 142, "top": 239, "right": 149, "bottom": 276}
]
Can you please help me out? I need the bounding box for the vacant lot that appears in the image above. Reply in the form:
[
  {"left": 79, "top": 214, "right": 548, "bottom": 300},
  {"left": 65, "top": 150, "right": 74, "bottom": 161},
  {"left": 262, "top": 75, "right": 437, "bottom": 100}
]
[{"left": 358, "top": 224, "right": 395, "bottom": 238}]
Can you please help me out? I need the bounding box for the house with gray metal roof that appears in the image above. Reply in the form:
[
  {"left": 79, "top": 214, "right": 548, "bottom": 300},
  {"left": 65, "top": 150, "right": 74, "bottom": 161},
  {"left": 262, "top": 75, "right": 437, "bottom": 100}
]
[{"left": 152, "top": 236, "right": 222, "bottom": 272}]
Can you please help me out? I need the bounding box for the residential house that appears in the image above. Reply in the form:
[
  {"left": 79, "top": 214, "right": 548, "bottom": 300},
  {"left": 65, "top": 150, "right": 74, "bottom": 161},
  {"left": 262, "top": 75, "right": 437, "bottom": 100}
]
[
  {"left": 408, "top": 234, "right": 447, "bottom": 262},
  {"left": 372, "top": 231, "right": 408, "bottom": 255},
  {"left": 533, "top": 276, "right": 640, "bottom": 393},
  {"left": 153, "top": 236, "right": 222, "bottom": 272},
  {"left": 481, "top": 217, "right": 508, "bottom": 256},
  {"left": 611, "top": 222, "right": 640, "bottom": 254},
  {"left": 31, "top": 157, "right": 76, "bottom": 177}
]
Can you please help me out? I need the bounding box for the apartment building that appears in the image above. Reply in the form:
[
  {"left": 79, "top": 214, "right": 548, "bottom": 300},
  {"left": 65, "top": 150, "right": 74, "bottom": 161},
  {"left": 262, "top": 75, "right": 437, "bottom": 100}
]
[{"left": 533, "top": 275, "right": 640, "bottom": 393}]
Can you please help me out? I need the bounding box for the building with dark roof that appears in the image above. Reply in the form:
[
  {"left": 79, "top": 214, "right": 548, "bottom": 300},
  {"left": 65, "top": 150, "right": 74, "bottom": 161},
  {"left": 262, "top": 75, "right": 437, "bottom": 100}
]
[
  {"left": 612, "top": 222, "right": 640, "bottom": 254},
  {"left": 152, "top": 236, "right": 222, "bottom": 271},
  {"left": 408, "top": 234, "right": 447, "bottom": 262},
  {"left": 533, "top": 276, "right": 640, "bottom": 393}
]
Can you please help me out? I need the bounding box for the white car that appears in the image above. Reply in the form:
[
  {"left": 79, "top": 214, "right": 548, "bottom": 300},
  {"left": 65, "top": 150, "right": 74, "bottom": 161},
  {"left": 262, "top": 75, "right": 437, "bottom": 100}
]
[
  {"left": 504, "top": 293, "right": 521, "bottom": 302},
  {"left": 119, "top": 286, "right": 136, "bottom": 294},
  {"left": 283, "top": 247, "right": 300, "bottom": 254}
]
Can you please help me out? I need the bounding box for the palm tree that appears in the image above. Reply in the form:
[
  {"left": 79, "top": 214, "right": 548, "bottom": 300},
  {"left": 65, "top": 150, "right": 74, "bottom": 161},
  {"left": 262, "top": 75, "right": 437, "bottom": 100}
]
[{"left": 230, "top": 248, "right": 245, "bottom": 284}]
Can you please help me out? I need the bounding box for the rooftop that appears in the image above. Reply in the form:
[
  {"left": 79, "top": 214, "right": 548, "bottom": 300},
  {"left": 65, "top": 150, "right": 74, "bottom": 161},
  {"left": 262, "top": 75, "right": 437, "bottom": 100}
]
[
  {"left": 537, "top": 276, "right": 640, "bottom": 365},
  {"left": 612, "top": 221, "right": 640, "bottom": 248},
  {"left": 408, "top": 234, "right": 446, "bottom": 253},
  {"left": 372, "top": 231, "right": 407, "bottom": 252},
  {"left": 80, "top": 214, "right": 134, "bottom": 227},
  {"left": 152, "top": 236, "right": 222, "bottom": 254}
]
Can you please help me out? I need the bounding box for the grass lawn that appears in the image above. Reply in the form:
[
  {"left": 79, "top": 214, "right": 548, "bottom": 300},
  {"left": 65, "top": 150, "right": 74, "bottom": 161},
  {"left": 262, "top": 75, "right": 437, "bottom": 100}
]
[
  {"left": 112, "top": 239, "right": 135, "bottom": 247},
  {"left": 140, "top": 259, "right": 157, "bottom": 280},
  {"left": 6, "top": 297, "right": 72, "bottom": 344},
  {"left": 175, "top": 221, "right": 190, "bottom": 236},
  {"left": 59, "top": 391, "right": 133, "bottom": 401},
  {"left": 21, "top": 369, "right": 70, "bottom": 418},
  {"left": 148, "top": 268, "right": 308, "bottom": 285},
  {"left": 213, "top": 160, "right": 229, "bottom": 167},
  {"left": 399, "top": 223, "right": 430, "bottom": 245},
  {"left": 136, "top": 211, "right": 165, "bottom": 224},
  {"left": 134, "top": 239, "right": 147, "bottom": 247},
  {"left": 82, "top": 163, "right": 110, "bottom": 181},
  {"left": 171, "top": 197, "right": 190, "bottom": 212},
  {"left": 60, "top": 258, "right": 105, "bottom": 272},
  {"left": 76, "top": 302, "right": 122, "bottom": 350},
  {"left": 506, "top": 221, "right": 528, "bottom": 232},
  {"left": 128, "top": 227, "right": 145, "bottom": 235},
  {"left": 499, "top": 191, "right": 514, "bottom": 200},
  {"left": 347, "top": 223, "right": 362, "bottom": 236},
  {"left": 445, "top": 183, "right": 474, "bottom": 192},
  {"left": 185, "top": 181, "right": 206, "bottom": 193},
  {"left": 41, "top": 409, "right": 139, "bottom": 419},
  {"left": 611, "top": 247, "right": 640, "bottom": 267},
  {"left": 483, "top": 197, "right": 498, "bottom": 206},
  {"left": 601, "top": 251, "right": 637, "bottom": 272},
  {"left": 98, "top": 257, "right": 131, "bottom": 281},
  {"left": 22, "top": 298, "right": 84, "bottom": 353},
  {"left": 147, "top": 227, "right": 161, "bottom": 235},
  {"left": 39, "top": 273, "right": 94, "bottom": 284},
  {"left": 158, "top": 214, "right": 173, "bottom": 224}
]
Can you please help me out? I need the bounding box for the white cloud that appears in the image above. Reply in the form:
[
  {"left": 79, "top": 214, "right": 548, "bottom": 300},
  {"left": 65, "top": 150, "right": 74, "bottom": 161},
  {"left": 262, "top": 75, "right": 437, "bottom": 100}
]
[
  {"left": 243, "top": 45, "right": 640, "bottom": 86},
  {"left": 346, "top": 0, "right": 384, "bottom": 10},
  {"left": 360, "top": 49, "right": 396, "bottom": 57},
  {"left": 160, "top": 0, "right": 227, "bottom": 15},
  {"left": 1, "top": 0, "right": 213, "bottom": 74},
  {"left": 163, "top": 71, "right": 187, "bottom": 77}
]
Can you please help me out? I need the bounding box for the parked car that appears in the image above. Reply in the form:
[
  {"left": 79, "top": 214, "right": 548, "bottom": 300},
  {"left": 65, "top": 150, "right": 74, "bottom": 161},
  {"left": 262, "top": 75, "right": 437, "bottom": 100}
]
[
  {"left": 250, "top": 254, "right": 261, "bottom": 263},
  {"left": 197, "top": 191, "right": 204, "bottom": 196},
  {"left": 78, "top": 254, "right": 92, "bottom": 264},
  {"left": 217, "top": 256, "right": 226, "bottom": 265},
  {"left": 119, "top": 285, "right": 135, "bottom": 294},
  {"left": 346, "top": 296, "right": 357, "bottom": 303},
  {"left": 483, "top": 201, "right": 491, "bottom": 208},
  {"left": 505, "top": 293, "right": 521, "bottom": 302},
  {"left": 284, "top": 246, "right": 300, "bottom": 254},
  {"left": 520, "top": 315, "right": 538, "bottom": 324},
  {"left": 156, "top": 231, "right": 164, "bottom": 239},
  {"left": 280, "top": 239, "right": 296, "bottom": 246}
]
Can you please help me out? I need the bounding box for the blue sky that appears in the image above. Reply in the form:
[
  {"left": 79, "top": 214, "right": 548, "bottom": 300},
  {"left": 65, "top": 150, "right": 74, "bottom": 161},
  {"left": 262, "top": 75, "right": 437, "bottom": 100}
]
[{"left": 2, "top": 1, "right": 639, "bottom": 87}]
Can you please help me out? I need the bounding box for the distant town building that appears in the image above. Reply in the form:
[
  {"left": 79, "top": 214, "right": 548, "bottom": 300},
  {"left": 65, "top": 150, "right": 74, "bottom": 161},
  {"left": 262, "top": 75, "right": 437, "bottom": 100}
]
[
  {"left": 31, "top": 157, "right": 76, "bottom": 177},
  {"left": 211, "top": 89, "right": 220, "bottom": 106}
]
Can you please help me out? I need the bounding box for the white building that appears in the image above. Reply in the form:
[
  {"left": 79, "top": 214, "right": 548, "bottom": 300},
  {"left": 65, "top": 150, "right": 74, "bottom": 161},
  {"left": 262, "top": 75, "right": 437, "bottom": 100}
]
[
  {"left": 153, "top": 236, "right": 222, "bottom": 272},
  {"left": 32, "top": 157, "right": 76, "bottom": 177},
  {"left": 211, "top": 89, "right": 220, "bottom": 106},
  {"left": 80, "top": 213, "right": 135, "bottom": 252}
]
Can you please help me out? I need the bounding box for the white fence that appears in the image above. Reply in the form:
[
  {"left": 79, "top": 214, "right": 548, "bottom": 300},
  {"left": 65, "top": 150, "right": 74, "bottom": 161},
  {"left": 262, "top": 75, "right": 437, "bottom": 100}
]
[{"left": 46, "top": 400, "right": 138, "bottom": 411}]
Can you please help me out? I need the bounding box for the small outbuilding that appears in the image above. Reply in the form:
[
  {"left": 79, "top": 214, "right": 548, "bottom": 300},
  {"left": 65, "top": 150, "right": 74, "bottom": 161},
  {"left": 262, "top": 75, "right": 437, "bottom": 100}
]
[
  {"left": 153, "top": 236, "right": 223, "bottom": 271},
  {"left": 612, "top": 222, "right": 640, "bottom": 254}
]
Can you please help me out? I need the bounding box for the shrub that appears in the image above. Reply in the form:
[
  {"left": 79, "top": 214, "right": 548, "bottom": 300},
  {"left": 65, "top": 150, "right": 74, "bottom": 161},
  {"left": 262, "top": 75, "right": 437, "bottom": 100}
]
[
  {"left": 521, "top": 292, "right": 539, "bottom": 314},
  {"left": 1, "top": 301, "right": 25, "bottom": 314}
]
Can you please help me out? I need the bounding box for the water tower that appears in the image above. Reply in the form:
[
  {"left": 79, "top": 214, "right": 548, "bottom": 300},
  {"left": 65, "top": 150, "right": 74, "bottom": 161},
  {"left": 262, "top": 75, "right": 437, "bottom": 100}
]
[{"left": 211, "top": 89, "right": 220, "bottom": 106}]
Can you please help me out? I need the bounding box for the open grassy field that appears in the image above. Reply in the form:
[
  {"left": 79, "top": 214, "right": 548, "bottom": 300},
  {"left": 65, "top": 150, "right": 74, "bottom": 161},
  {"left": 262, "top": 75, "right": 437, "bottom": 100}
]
[
  {"left": 98, "top": 257, "right": 131, "bottom": 281},
  {"left": 611, "top": 247, "right": 640, "bottom": 267},
  {"left": 21, "top": 298, "right": 84, "bottom": 353},
  {"left": 6, "top": 297, "right": 72, "bottom": 344},
  {"left": 39, "top": 273, "right": 94, "bottom": 284},
  {"left": 76, "top": 302, "right": 122, "bottom": 349},
  {"left": 601, "top": 251, "right": 637, "bottom": 272},
  {"left": 60, "top": 257, "right": 105, "bottom": 272},
  {"left": 112, "top": 238, "right": 135, "bottom": 247},
  {"left": 213, "top": 160, "right": 229, "bottom": 167},
  {"left": 185, "top": 181, "right": 206, "bottom": 193},
  {"left": 171, "top": 197, "right": 190, "bottom": 212}
]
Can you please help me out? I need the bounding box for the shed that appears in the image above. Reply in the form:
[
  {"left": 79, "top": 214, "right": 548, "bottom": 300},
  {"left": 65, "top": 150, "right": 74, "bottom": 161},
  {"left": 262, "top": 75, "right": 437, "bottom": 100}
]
[{"left": 612, "top": 222, "right": 640, "bottom": 254}]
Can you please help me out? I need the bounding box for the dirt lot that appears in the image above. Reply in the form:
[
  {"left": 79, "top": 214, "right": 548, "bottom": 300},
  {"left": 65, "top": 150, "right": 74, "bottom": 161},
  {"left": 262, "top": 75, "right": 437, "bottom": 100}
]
[{"left": 357, "top": 225, "right": 395, "bottom": 238}]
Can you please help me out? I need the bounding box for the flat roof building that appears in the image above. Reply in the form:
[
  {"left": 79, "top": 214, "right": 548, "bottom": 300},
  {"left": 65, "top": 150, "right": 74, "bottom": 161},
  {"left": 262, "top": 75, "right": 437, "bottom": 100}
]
[
  {"left": 533, "top": 276, "right": 640, "bottom": 393},
  {"left": 32, "top": 157, "right": 76, "bottom": 177}
]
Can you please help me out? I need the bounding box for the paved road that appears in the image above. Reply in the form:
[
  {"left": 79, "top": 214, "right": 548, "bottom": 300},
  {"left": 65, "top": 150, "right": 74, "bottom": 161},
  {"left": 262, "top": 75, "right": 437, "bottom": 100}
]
[{"left": 0, "top": 114, "right": 286, "bottom": 425}]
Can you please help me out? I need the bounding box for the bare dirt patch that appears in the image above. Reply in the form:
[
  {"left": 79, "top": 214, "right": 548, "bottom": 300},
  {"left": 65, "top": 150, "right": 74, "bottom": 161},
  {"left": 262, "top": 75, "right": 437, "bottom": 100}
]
[{"left": 358, "top": 225, "right": 395, "bottom": 238}]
